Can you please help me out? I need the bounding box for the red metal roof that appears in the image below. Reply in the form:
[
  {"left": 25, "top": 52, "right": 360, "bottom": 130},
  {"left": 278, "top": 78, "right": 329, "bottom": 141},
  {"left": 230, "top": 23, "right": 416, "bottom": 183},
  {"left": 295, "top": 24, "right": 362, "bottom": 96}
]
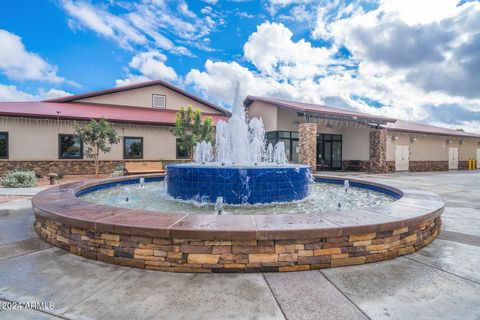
[
  {"left": 0, "top": 101, "right": 228, "bottom": 125},
  {"left": 45, "top": 79, "right": 231, "bottom": 116},
  {"left": 384, "top": 119, "right": 480, "bottom": 138},
  {"left": 244, "top": 96, "right": 397, "bottom": 124}
]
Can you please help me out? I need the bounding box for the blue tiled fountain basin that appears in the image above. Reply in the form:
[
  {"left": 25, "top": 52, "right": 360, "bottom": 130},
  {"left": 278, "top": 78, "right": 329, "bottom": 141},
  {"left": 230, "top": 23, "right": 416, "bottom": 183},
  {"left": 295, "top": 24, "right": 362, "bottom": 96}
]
[{"left": 166, "top": 164, "right": 311, "bottom": 204}]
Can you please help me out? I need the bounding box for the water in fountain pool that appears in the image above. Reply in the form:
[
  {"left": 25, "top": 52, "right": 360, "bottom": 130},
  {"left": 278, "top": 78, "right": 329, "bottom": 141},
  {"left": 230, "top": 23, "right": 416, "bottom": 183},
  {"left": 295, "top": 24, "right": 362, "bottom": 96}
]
[{"left": 80, "top": 180, "right": 395, "bottom": 215}]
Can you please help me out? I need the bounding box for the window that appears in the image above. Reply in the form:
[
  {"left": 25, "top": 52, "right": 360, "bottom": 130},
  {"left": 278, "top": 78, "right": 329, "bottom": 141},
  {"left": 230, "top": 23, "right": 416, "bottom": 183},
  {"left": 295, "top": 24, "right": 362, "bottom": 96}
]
[
  {"left": 124, "top": 137, "right": 143, "bottom": 159},
  {"left": 176, "top": 139, "right": 189, "bottom": 159},
  {"left": 317, "top": 133, "right": 342, "bottom": 170},
  {"left": 59, "top": 134, "right": 83, "bottom": 159},
  {"left": 0, "top": 132, "right": 8, "bottom": 159},
  {"left": 266, "top": 131, "right": 299, "bottom": 163},
  {"left": 152, "top": 94, "right": 166, "bottom": 108}
]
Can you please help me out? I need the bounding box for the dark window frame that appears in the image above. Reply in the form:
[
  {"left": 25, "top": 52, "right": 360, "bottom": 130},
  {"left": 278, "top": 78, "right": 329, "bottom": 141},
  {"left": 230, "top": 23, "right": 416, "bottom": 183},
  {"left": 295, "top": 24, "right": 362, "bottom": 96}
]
[
  {"left": 176, "top": 139, "right": 190, "bottom": 159},
  {"left": 58, "top": 134, "right": 83, "bottom": 160},
  {"left": 152, "top": 94, "right": 167, "bottom": 108},
  {"left": 266, "top": 131, "right": 299, "bottom": 163},
  {"left": 123, "top": 136, "right": 144, "bottom": 159},
  {"left": 0, "top": 131, "right": 8, "bottom": 159},
  {"left": 316, "top": 133, "right": 343, "bottom": 171}
]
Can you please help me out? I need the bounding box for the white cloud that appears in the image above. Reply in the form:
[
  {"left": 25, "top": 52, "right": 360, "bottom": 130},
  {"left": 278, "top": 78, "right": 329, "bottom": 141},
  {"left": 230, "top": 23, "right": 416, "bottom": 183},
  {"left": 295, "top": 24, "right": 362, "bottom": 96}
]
[
  {"left": 115, "top": 51, "right": 177, "bottom": 86},
  {"left": 115, "top": 75, "right": 151, "bottom": 87},
  {"left": 325, "top": 0, "right": 480, "bottom": 100},
  {"left": 39, "top": 88, "right": 72, "bottom": 100},
  {"left": 266, "top": 0, "right": 310, "bottom": 15},
  {"left": 243, "top": 22, "right": 335, "bottom": 80},
  {"left": 62, "top": 0, "right": 146, "bottom": 50},
  {"left": 380, "top": 0, "right": 460, "bottom": 25},
  {"left": 186, "top": 16, "right": 480, "bottom": 133},
  {"left": 0, "top": 29, "right": 66, "bottom": 83},
  {"left": 0, "top": 84, "right": 36, "bottom": 101},
  {"left": 0, "top": 84, "right": 71, "bottom": 102},
  {"left": 178, "top": 2, "right": 196, "bottom": 19},
  {"left": 60, "top": 0, "right": 221, "bottom": 55}
]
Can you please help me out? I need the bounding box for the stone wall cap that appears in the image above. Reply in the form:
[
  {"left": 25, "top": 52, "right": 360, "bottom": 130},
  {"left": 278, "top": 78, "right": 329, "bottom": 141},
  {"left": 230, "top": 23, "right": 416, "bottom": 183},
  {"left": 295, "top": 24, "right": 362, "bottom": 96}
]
[{"left": 32, "top": 174, "right": 444, "bottom": 241}]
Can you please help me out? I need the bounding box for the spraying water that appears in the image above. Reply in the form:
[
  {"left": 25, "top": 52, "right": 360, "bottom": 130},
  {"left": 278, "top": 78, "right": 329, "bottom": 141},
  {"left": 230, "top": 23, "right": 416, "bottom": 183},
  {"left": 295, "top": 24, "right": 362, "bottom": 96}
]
[
  {"left": 193, "top": 82, "right": 288, "bottom": 166},
  {"left": 194, "top": 141, "right": 213, "bottom": 163},
  {"left": 214, "top": 197, "right": 224, "bottom": 215}
]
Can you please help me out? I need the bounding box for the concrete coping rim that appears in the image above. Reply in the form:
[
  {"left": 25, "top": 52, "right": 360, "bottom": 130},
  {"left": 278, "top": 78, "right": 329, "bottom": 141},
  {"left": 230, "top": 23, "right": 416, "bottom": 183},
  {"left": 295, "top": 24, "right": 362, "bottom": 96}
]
[{"left": 31, "top": 173, "right": 445, "bottom": 241}]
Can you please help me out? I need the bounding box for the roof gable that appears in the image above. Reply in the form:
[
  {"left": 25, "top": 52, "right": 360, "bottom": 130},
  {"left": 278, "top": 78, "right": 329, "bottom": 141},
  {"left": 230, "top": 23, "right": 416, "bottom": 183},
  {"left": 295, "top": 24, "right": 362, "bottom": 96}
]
[{"left": 46, "top": 79, "right": 230, "bottom": 116}]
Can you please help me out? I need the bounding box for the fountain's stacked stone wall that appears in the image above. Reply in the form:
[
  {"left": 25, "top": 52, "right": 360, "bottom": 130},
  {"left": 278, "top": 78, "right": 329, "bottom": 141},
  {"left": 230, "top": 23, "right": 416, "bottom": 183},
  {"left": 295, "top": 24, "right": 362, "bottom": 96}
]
[
  {"left": 166, "top": 165, "right": 311, "bottom": 204},
  {"left": 299, "top": 123, "right": 317, "bottom": 173},
  {"left": 0, "top": 159, "right": 186, "bottom": 176},
  {"left": 34, "top": 212, "right": 441, "bottom": 273}
]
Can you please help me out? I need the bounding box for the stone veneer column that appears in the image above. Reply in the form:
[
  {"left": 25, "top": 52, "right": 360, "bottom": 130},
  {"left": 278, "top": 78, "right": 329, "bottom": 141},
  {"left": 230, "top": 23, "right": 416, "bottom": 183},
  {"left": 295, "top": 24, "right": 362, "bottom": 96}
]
[
  {"left": 299, "top": 123, "right": 317, "bottom": 173},
  {"left": 370, "top": 129, "right": 387, "bottom": 173}
]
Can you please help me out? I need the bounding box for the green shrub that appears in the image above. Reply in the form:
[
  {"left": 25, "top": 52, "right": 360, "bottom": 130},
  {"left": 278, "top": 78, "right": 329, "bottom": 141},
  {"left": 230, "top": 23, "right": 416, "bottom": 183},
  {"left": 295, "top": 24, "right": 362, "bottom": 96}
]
[
  {"left": 1, "top": 170, "right": 38, "bottom": 188},
  {"left": 112, "top": 164, "right": 125, "bottom": 177},
  {"left": 56, "top": 169, "right": 65, "bottom": 180}
]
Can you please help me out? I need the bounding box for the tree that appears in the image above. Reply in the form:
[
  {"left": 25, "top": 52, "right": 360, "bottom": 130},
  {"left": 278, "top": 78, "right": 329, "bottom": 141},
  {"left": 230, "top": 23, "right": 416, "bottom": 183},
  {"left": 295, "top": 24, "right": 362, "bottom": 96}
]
[
  {"left": 74, "top": 119, "right": 120, "bottom": 177},
  {"left": 171, "top": 106, "right": 214, "bottom": 160}
]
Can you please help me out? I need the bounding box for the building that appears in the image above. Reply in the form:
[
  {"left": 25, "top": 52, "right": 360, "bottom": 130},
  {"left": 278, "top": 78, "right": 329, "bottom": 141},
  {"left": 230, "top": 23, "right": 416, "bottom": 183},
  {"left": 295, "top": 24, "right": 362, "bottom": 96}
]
[
  {"left": 0, "top": 80, "right": 229, "bottom": 175},
  {"left": 0, "top": 79, "right": 479, "bottom": 175},
  {"left": 245, "top": 96, "right": 480, "bottom": 173}
]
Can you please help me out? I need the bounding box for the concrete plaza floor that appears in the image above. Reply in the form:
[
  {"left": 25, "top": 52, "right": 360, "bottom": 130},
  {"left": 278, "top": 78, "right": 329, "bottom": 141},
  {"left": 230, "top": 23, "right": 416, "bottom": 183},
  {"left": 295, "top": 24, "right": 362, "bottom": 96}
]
[{"left": 1, "top": 171, "right": 479, "bottom": 320}]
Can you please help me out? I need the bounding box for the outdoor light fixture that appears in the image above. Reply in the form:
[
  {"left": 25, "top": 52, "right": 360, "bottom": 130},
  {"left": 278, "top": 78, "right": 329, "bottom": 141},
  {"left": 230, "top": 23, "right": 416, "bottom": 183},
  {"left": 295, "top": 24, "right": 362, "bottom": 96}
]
[
  {"left": 446, "top": 139, "right": 453, "bottom": 144},
  {"left": 392, "top": 135, "right": 399, "bottom": 141},
  {"left": 459, "top": 140, "right": 465, "bottom": 145},
  {"left": 410, "top": 137, "right": 417, "bottom": 143}
]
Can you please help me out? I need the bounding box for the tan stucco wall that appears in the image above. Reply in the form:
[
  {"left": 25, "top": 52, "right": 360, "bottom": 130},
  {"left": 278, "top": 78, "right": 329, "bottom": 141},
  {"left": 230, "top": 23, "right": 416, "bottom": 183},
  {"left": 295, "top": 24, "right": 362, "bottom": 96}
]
[
  {"left": 276, "top": 107, "right": 299, "bottom": 131},
  {"left": 0, "top": 117, "right": 178, "bottom": 161},
  {"left": 247, "top": 101, "right": 278, "bottom": 132},
  {"left": 386, "top": 131, "right": 480, "bottom": 161},
  {"left": 311, "top": 125, "right": 372, "bottom": 161},
  {"left": 75, "top": 84, "right": 222, "bottom": 114},
  {"left": 247, "top": 103, "right": 372, "bottom": 161},
  {"left": 459, "top": 139, "right": 479, "bottom": 160}
]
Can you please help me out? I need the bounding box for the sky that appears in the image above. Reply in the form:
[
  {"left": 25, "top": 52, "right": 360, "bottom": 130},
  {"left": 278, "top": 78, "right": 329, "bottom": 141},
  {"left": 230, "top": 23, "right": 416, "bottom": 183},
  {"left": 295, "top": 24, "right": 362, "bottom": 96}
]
[{"left": 0, "top": 0, "right": 480, "bottom": 132}]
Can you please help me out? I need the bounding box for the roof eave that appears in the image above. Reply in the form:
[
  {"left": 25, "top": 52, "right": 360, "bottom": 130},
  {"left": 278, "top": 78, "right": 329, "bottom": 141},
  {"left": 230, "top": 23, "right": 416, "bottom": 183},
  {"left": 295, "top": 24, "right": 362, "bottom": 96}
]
[
  {"left": 386, "top": 128, "right": 480, "bottom": 139},
  {"left": 0, "top": 112, "right": 177, "bottom": 126},
  {"left": 244, "top": 96, "right": 396, "bottom": 124}
]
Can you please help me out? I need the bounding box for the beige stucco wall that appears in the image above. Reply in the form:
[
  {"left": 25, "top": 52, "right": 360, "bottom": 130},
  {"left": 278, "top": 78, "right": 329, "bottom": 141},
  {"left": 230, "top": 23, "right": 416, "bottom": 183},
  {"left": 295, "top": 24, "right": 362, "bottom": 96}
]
[
  {"left": 386, "top": 131, "right": 480, "bottom": 161},
  {"left": 276, "top": 107, "right": 299, "bottom": 131},
  {"left": 311, "top": 125, "right": 372, "bottom": 161},
  {"left": 0, "top": 117, "right": 178, "bottom": 161},
  {"left": 75, "top": 84, "right": 223, "bottom": 114},
  {"left": 247, "top": 101, "right": 278, "bottom": 132},
  {"left": 459, "top": 139, "right": 479, "bottom": 160},
  {"left": 247, "top": 102, "right": 372, "bottom": 161}
]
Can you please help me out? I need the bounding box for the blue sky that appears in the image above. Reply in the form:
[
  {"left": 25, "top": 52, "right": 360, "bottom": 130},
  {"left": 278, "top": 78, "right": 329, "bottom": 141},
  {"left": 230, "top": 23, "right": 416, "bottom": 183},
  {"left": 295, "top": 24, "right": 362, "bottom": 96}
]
[{"left": 1, "top": 0, "right": 480, "bottom": 132}]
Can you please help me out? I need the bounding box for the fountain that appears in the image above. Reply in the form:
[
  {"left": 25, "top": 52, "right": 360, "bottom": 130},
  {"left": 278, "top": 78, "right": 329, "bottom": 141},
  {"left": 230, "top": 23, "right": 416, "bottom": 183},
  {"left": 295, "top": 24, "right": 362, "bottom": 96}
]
[
  {"left": 166, "top": 84, "right": 311, "bottom": 204},
  {"left": 32, "top": 85, "right": 443, "bottom": 274}
]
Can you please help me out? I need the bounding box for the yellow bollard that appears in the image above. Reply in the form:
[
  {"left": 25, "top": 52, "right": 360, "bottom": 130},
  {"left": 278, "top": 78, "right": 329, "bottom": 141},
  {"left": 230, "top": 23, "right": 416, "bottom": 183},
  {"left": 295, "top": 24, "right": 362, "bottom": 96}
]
[{"left": 468, "top": 159, "right": 472, "bottom": 170}]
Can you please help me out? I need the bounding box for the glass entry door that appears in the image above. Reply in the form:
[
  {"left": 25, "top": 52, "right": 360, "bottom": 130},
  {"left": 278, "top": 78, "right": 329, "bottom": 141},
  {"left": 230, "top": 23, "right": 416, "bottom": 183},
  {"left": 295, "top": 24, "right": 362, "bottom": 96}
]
[{"left": 317, "top": 134, "right": 342, "bottom": 170}]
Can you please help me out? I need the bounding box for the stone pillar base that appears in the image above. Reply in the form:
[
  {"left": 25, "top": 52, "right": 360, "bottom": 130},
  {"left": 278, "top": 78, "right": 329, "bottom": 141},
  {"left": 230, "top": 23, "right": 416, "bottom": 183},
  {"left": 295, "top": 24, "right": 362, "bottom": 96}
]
[
  {"left": 299, "top": 123, "right": 317, "bottom": 173},
  {"left": 370, "top": 129, "right": 387, "bottom": 173}
]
